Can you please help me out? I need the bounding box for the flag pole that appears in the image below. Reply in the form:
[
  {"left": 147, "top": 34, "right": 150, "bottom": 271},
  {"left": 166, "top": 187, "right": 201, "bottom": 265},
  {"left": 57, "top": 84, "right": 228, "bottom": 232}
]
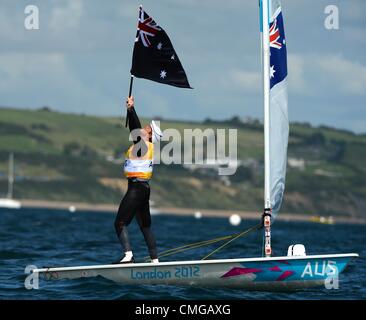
[
  {"left": 125, "top": 5, "right": 140, "bottom": 127},
  {"left": 125, "top": 75, "right": 134, "bottom": 127},
  {"left": 261, "top": 0, "right": 272, "bottom": 257}
]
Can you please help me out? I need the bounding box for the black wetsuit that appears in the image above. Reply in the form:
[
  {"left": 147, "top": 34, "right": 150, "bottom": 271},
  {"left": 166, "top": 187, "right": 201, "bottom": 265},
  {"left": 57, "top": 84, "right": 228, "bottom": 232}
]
[{"left": 114, "top": 107, "right": 158, "bottom": 260}]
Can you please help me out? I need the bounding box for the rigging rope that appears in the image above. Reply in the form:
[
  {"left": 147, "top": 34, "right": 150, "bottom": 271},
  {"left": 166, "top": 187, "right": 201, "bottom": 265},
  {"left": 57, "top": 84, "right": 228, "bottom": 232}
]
[
  {"left": 143, "top": 234, "right": 237, "bottom": 262},
  {"left": 201, "top": 222, "right": 262, "bottom": 260},
  {"left": 143, "top": 221, "right": 262, "bottom": 262}
]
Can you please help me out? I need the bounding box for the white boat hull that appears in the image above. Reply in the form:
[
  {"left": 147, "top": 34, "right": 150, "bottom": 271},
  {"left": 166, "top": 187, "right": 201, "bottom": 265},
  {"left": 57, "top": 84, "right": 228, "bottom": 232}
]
[{"left": 33, "top": 253, "right": 358, "bottom": 291}]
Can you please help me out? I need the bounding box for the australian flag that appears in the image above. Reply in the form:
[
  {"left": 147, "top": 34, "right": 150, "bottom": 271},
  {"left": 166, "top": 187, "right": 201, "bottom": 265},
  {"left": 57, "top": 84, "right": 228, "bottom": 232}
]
[
  {"left": 269, "top": 8, "right": 287, "bottom": 89},
  {"left": 130, "top": 6, "right": 192, "bottom": 89}
]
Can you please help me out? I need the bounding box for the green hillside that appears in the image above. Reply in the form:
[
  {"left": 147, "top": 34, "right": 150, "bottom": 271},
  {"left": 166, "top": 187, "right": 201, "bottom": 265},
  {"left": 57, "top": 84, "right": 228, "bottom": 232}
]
[{"left": 1, "top": 107, "right": 366, "bottom": 217}]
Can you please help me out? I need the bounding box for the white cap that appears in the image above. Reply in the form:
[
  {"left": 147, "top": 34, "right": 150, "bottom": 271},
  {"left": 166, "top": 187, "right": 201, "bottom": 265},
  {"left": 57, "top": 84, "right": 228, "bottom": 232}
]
[{"left": 150, "top": 120, "right": 163, "bottom": 143}]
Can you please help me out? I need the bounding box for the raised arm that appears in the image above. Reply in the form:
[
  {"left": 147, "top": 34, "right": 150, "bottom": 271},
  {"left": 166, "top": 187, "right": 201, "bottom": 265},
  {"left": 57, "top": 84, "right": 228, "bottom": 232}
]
[{"left": 126, "top": 96, "right": 142, "bottom": 144}]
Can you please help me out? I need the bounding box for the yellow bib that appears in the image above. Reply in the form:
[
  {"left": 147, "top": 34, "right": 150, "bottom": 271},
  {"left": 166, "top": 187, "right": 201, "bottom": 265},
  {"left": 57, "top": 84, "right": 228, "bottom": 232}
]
[{"left": 123, "top": 141, "right": 154, "bottom": 180}]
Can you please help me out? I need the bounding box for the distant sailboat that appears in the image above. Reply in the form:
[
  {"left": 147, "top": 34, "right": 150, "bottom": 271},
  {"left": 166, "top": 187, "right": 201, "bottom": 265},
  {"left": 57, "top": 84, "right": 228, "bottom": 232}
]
[{"left": 0, "top": 153, "right": 21, "bottom": 209}]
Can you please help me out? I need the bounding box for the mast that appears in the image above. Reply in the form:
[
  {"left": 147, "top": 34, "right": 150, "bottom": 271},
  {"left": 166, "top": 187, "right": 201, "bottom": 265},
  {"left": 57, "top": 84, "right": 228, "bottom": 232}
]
[
  {"left": 261, "top": 0, "right": 272, "bottom": 257},
  {"left": 7, "top": 153, "right": 14, "bottom": 199}
]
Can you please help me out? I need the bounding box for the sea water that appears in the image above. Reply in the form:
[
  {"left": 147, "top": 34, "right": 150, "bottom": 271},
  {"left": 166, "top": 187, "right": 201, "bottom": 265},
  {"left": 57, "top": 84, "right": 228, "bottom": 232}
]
[{"left": 0, "top": 208, "right": 365, "bottom": 300}]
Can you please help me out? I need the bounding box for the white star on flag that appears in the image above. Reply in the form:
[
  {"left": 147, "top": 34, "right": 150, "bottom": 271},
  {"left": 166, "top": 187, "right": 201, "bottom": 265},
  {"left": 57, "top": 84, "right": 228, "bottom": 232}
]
[
  {"left": 160, "top": 70, "right": 167, "bottom": 79},
  {"left": 171, "top": 54, "right": 175, "bottom": 60},
  {"left": 283, "top": 39, "right": 286, "bottom": 45},
  {"left": 157, "top": 42, "right": 162, "bottom": 50},
  {"left": 270, "top": 65, "right": 276, "bottom": 78}
]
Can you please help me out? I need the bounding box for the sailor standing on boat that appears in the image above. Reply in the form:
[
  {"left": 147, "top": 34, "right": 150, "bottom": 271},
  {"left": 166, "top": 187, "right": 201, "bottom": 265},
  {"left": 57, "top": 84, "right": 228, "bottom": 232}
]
[{"left": 114, "top": 96, "right": 162, "bottom": 264}]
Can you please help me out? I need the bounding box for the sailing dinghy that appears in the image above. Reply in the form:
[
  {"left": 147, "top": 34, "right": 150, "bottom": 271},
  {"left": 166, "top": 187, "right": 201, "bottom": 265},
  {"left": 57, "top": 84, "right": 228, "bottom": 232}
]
[
  {"left": 34, "top": 254, "right": 357, "bottom": 291},
  {"left": 32, "top": 1, "right": 358, "bottom": 291}
]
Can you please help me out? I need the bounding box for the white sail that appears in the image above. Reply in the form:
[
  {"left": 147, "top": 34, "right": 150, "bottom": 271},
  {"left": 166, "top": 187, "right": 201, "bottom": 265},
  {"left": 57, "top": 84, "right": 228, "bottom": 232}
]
[
  {"left": 7, "top": 153, "right": 14, "bottom": 199},
  {"left": 0, "top": 153, "right": 21, "bottom": 209},
  {"left": 267, "top": 1, "right": 289, "bottom": 217}
]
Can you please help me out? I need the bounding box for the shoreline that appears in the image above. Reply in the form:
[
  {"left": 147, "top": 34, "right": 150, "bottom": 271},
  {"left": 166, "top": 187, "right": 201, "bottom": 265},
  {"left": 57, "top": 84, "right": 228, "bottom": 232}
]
[{"left": 14, "top": 199, "right": 366, "bottom": 225}]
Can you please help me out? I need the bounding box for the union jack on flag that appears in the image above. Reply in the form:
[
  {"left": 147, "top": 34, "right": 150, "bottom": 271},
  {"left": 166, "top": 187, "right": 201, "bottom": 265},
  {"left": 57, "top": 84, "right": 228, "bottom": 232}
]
[
  {"left": 136, "top": 8, "right": 161, "bottom": 47},
  {"left": 269, "top": 18, "right": 282, "bottom": 49}
]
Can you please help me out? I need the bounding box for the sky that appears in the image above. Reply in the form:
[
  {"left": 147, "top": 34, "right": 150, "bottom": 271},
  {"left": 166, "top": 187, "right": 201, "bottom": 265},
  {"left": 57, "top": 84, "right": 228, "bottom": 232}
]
[{"left": 0, "top": 0, "right": 365, "bottom": 133}]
